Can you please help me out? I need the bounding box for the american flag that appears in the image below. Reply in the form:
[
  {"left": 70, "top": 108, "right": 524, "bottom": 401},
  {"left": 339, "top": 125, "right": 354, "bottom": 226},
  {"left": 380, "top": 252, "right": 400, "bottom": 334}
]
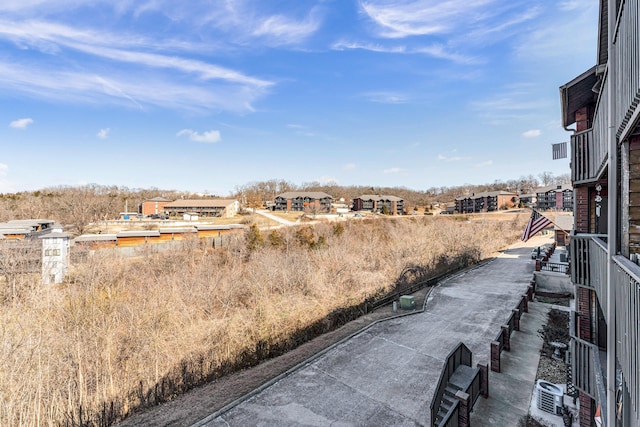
[{"left": 521, "top": 209, "right": 553, "bottom": 241}]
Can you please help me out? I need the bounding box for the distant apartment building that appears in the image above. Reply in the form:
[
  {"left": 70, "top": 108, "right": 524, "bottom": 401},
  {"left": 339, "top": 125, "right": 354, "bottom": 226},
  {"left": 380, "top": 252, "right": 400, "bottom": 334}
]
[
  {"left": 163, "top": 199, "right": 239, "bottom": 218},
  {"left": 455, "top": 191, "right": 517, "bottom": 213},
  {"left": 140, "top": 197, "right": 171, "bottom": 216},
  {"left": 535, "top": 184, "right": 573, "bottom": 211},
  {"left": 273, "top": 192, "right": 333, "bottom": 212},
  {"left": 352, "top": 195, "right": 404, "bottom": 215}
]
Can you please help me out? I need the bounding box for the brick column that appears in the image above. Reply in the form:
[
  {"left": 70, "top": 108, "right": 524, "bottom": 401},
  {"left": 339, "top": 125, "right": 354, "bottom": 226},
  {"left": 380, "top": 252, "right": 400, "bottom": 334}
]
[
  {"left": 513, "top": 309, "right": 520, "bottom": 331},
  {"left": 576, "top": 287, "right": 592, "bottom": 342},
  {"left": 579, "top": 392, "right": 592, "bottom": 427},
  {"left": 477, "top": 363, "right": 489, "bottom": 398},
  {"left": 522, "top": 295, "right": 528, "bottom": 313},
  {"left": 535, "top": 260, "right": 541, "bottom": 271},
  {"left": 455, "top": 390, "right": 471, "bottom": 427},
  {"left": 490, "top": 341, "right": 501, "bottom": 373},
  {"left": 527, "top": 285, "right": 534, "bottom": 301},
  {"left": 502, "top": 326, "right": 510, "bottom": 351}
]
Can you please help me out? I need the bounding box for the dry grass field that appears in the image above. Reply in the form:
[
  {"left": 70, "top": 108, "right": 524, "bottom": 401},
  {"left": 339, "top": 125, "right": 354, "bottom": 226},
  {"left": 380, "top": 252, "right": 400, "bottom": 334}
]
[{"left": 0, "top": 213, "right": 528, "bottom": 426}]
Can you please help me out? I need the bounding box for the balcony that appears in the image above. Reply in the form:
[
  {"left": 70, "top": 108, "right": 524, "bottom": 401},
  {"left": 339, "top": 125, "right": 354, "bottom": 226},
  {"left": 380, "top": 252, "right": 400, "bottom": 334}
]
[
  {"left": 570, "top": 234, "right": 608, "bottom": 319},
  {"left": 612, "top": 255, "right": 640, "bottom": 420},
  {"left": 571, "top": 233, "right": 640, "bottom": 422},
  {"left": 613, "top": 0, "right": 640, "bottom": 140},
  {"left": 570, "top": 333, "right": 606, "bottom": 399}
]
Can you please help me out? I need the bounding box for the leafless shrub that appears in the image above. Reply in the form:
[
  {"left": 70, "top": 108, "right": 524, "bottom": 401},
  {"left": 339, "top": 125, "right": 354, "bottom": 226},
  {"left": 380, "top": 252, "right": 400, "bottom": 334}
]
[{"left": 0, "top": 214, "right": 528, "bottom": 426}]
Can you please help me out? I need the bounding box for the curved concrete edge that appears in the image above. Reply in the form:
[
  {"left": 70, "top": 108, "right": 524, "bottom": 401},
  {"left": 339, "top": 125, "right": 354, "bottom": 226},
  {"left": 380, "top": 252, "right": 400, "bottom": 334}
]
[{"left": 190, "top": 257, "right": 497, "bottom": 427}]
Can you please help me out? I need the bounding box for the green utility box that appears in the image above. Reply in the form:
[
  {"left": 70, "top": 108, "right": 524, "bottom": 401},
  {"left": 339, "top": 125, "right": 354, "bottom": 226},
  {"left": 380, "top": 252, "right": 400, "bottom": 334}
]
[{"left": 399, "top": 295, "right": 416, "bottom": 310}]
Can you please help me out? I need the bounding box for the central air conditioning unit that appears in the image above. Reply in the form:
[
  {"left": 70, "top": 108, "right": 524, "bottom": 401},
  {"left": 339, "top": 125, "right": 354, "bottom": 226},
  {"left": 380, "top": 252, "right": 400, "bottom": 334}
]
[{"left": 536, "top": 380, "right": 564, "bottom": 415}]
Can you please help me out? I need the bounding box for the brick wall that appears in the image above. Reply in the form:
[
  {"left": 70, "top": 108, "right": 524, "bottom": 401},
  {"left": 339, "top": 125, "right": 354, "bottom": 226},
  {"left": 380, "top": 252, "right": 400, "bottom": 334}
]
[
  {"left": 579, "top": 392, "right": 592, "bottom": 427},
  {"left": 575, "top": 186, "right": 589, "bottom": 233},
  {"left": 629, "top": 136, "right": 640, "bottom": 254},
  {"left": 576, "top": 287, "right": 592, "bottom": 342}
]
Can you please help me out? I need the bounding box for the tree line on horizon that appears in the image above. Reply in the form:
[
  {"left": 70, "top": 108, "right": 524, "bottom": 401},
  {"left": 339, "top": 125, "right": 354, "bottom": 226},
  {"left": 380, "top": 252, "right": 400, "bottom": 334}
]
[{"left": 0, "top": 172, "right": 569, "bottom": 234}]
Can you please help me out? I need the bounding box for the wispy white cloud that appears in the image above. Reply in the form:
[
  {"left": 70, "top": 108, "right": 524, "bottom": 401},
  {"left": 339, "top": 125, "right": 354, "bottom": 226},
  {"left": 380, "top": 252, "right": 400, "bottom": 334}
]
[
  {"left": 0, "top": 62, "right": 264, "bottom": 112},
  {"left": 476, "top": 160, "right": 493, "bottom": 167},
  {"left": 315, "top": 175, "right": 339, "bottom": 185},
  {"left": 0, "top": 163, "right": 7, "bottom": 174},
  {"left": 522, "top": 129, "right": 541, "bottom": 138},
  {"left": 470, "top": 87, "right": 552, "bottom": 125},
  {"left": 437, "top": 154, "right": 466, "bottom": 162},
  {"left": 0, "top": 20, "right": 272, "bottom": 88},
  {"left": 343, "top": 163, "right": 357, "bottom": 170},
  {"left": 9, "top": 117, "right": 33, "bottom": 129},
  {"left": 383, "top": 167, "right": 404, "bottom": 174},
  {"left": 177, "top": 129, "right": 221, "bottom": 143},
  {"left": 97, "top": 128, "right": 110, "bottom": 139},
  {"left": 362, "top": 91, "right": 409, "bottom": 104},
  {"left": 250, "top": 11, "right": 321, "bottom": 45},
  {"left": 331, "top": 40, "right": 476, "bottom": 63},
  {"left": 513, "top": 1, "right": 598, "bottom": 64},
  {"left": 360, "top": 0, "right": 500, "bottom": 38},
  {"left": 558, "top": 1, "right": 581, "bottom": 11}
]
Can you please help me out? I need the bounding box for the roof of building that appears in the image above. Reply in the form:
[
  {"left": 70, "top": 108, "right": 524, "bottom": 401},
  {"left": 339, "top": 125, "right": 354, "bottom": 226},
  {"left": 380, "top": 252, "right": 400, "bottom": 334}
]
[
  {"left": 39, "top": 232, "right": 71, "bottom": 239},
  {"left": 536, "top": 183, "right": 573, "bottom": 193},
  {"left": 275, "top": 192, "right": 333, "bottom": 199},
  {"left": 455, "top": 191, "right": 517, "bottom": 201},
  {"left": 356, "top": 195, "right": 403, "bottom": 202},
  {"left": 145, "top": 197, "right": 172, "bottom": 202},
  {"left": 159, "top": 227, "right": 197, "bottom": 234},
  {"left": 559, "top": 66, "right": 598, "bottom": 128},
  {"left": 74, "top": 234, "right": 118, "bottom": 242},
  {"left": 0, "top": 227, "right": 31, "bottom": 235},
  {"left": 164, "top": 199, "right": 237, "bottom": 208},
  {"left": 194, "top": 224, "right": 245, "bottom": 231},
  {"left": 553, "top": 214, "right": 574, "bottom": 232},
  {"left": 116, "top": 230, "right": 161, "bottom": 238},
  {"left": 7, "top": 219, "right": 55, "bottom": 225}
]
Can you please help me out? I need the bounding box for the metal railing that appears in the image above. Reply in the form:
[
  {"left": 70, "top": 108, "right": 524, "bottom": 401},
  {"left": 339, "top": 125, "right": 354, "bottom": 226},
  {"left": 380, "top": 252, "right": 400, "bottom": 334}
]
[
  {"left": 613, "top": 0, "right": 640, "bottom": 140},
  {"left": 539, "top": 261, "right": 570, "bottom": 274},
  {"left": 571, "top": 128, "right": 607, "bottom": 184},
  {"left": 612, "top": 254, "right": 640, "bottom": 421},
  {"left": 570, "top": 234, "right": 608, "bottom": 318},
  {"left": 570, "top": 336, "right": 598, "bottom": 398},
  {"left": 430, "top": 342, "right": 472, "bottom": 427}
]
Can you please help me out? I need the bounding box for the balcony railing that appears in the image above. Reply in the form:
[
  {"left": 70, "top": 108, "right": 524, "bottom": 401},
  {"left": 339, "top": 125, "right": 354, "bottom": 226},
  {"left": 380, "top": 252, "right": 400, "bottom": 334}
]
[
  {"left": 571, "top": 128, "right": 608, "bottom": 184},
  {"left": 613, "top": 0, "right": 640, "bottom": 140},
  {"left": 571, "top": 234, "right": 608, "bottom": 318},
  {"left": 571, "top": 336, "right": 597, "bottom": 398},
  {"left": 612, "top": 254, "right": 640, "bottom": 421}
]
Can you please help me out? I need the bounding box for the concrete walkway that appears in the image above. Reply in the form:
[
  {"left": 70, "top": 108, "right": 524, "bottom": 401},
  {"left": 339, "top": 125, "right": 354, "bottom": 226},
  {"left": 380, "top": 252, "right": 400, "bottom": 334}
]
[
  {"left": 472, "top": 301, "right": 549, "bottom": 426},
  {"left": 194, "top": 235, "right": 552, "bottom": 426}
]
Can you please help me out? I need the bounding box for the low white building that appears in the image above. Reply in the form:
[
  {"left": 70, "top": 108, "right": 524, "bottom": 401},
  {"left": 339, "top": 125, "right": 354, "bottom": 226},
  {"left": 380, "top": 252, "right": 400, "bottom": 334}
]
[{"left": 40, "top": 232, "right": 71, "bottom": 284}]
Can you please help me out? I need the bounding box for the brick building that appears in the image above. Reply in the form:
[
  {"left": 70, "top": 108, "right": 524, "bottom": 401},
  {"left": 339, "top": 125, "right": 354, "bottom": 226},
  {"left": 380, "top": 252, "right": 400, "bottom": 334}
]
[
  {"left": 535, "top": 184, "right": 573, "bottom": 211},
  {"left": 273, "top": 192, "right": 333, "bottom": 212},
  {"left": 352, "top": 195, "right": 404, "bottom": 215},
  {"left": 163, "top": 199, "right": 239, "bottom": 218},
  {"left": 140, "top": 197, "right": 171, "bottom": 216},
  {"left": 560, "top": 1, "right": 640, "bottom": 425},
  {"left": 455, "top": 191, "right": 517, "bottom": 213}
]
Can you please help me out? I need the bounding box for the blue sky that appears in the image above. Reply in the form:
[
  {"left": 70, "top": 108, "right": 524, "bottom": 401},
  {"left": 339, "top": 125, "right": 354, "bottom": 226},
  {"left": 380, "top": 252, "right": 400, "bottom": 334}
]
[{"left": 0, "top": 0, "right": 598, "bottom": 195}]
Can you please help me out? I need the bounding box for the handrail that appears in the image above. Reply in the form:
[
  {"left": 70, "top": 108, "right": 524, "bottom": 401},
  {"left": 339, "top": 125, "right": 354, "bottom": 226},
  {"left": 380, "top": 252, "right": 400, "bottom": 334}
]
[
  {"left": 570, "top": 234, "right": 608, "bottom": 317},
  {"left": 612, "top": 254, "right": 640, "bottom": 421},
  {"left": 436, "top": 400, "right": 459, "bottom": 427},
  {"left": 430, "top": 342, "right": 472, "bottom": 427}
]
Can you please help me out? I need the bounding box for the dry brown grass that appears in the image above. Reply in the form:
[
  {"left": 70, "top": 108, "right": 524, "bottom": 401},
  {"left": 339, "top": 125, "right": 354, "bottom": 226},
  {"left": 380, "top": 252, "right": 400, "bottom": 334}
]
[{"left": 0, "top": 214, "right": 528, "bottom": 426}]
